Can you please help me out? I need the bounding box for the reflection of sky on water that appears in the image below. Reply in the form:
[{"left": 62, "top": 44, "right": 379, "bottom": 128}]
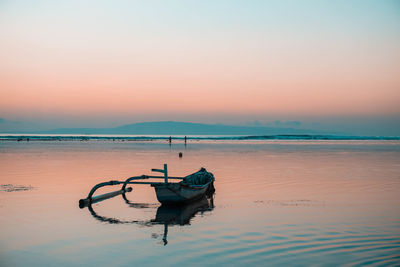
[{"left": 0, "top": 140, "right": 399, "bottom": 265}]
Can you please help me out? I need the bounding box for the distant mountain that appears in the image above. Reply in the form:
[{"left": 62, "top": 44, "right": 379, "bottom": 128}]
[{"left": 30, "top": 121, "right": 327, "bottom": 135}]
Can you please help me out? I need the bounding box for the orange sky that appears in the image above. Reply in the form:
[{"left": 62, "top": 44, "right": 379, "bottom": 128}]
[{"left": 0, "top": 1, "right": 399, "bottom": 128}]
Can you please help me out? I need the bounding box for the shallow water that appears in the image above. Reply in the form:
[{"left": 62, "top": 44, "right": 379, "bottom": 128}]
[{"left": 1, "top": 140, "right": 399, "bottom": 266}]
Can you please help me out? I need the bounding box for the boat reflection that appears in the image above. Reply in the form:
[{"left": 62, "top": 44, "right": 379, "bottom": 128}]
[
  {"left": 154, "top": 196, "right": 214, "bottom": 245},
  {"left": 86, "top": 194, "right": 215, "bottom": 245},
  {"left": 155, "top": 196, "right": 214, "bottom": 225}
]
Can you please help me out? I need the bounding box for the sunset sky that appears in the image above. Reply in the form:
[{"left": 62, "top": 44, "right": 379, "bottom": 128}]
[{"left": 0, "top": 0, "right": 399, "bottom": 134}]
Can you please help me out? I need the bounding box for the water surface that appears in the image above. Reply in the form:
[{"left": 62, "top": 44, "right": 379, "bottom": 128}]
[{"left": 1, "top": 140, "right": 399, "bottom": 266}]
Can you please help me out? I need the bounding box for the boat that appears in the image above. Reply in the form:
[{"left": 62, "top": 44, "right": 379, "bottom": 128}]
[
  {"left": 152, "top": 167, "right": 215, "bottom": 204},
  {"left": 79, "top": 164, "right": 215, "bottom": 208}
]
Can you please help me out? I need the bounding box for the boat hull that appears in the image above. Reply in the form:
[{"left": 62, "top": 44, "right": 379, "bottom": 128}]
[{"left": 153, "top": 182, "right": 213, "bottom": 205}]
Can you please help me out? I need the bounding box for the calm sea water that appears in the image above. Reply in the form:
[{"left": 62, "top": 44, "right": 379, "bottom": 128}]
[{"left": 1, "top": 140, "right": 399, "bottom": 266}]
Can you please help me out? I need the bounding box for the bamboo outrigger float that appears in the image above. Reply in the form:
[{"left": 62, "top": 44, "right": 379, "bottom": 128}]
[{"left": 79, "top": 164, "right": 215, "bottom": 208}]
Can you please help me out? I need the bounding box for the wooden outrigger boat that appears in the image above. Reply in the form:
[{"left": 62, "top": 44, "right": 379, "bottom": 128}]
[{"left": 79, "top": 164, "right": 215, "bottom": 208}]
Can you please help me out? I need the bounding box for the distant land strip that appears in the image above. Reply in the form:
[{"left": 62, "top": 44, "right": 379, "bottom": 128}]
[{"left": 0, "top": 135, "right": 399, "bottom": 141}]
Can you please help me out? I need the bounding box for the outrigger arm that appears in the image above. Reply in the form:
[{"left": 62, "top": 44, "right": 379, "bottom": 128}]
[{"left": 79, "top": 164, "right": 184, "bottom": 208}]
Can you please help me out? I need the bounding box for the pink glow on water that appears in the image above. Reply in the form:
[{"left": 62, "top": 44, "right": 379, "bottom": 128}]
[{"left": 0, "top": 140, "right": 399, "bottom": 265}]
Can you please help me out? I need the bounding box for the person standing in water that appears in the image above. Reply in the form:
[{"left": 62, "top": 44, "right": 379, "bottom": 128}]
[
  {"left": 184, "top": 136, "right": 187, "bottom": 146},
  {"left": 169, "top": 136, "right": 172, "bottom": 146}
]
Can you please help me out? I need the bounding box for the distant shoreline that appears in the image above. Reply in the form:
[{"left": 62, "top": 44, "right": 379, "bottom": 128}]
[{"left": 0, "top": 134, "right": 399, "bottom": 141}]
